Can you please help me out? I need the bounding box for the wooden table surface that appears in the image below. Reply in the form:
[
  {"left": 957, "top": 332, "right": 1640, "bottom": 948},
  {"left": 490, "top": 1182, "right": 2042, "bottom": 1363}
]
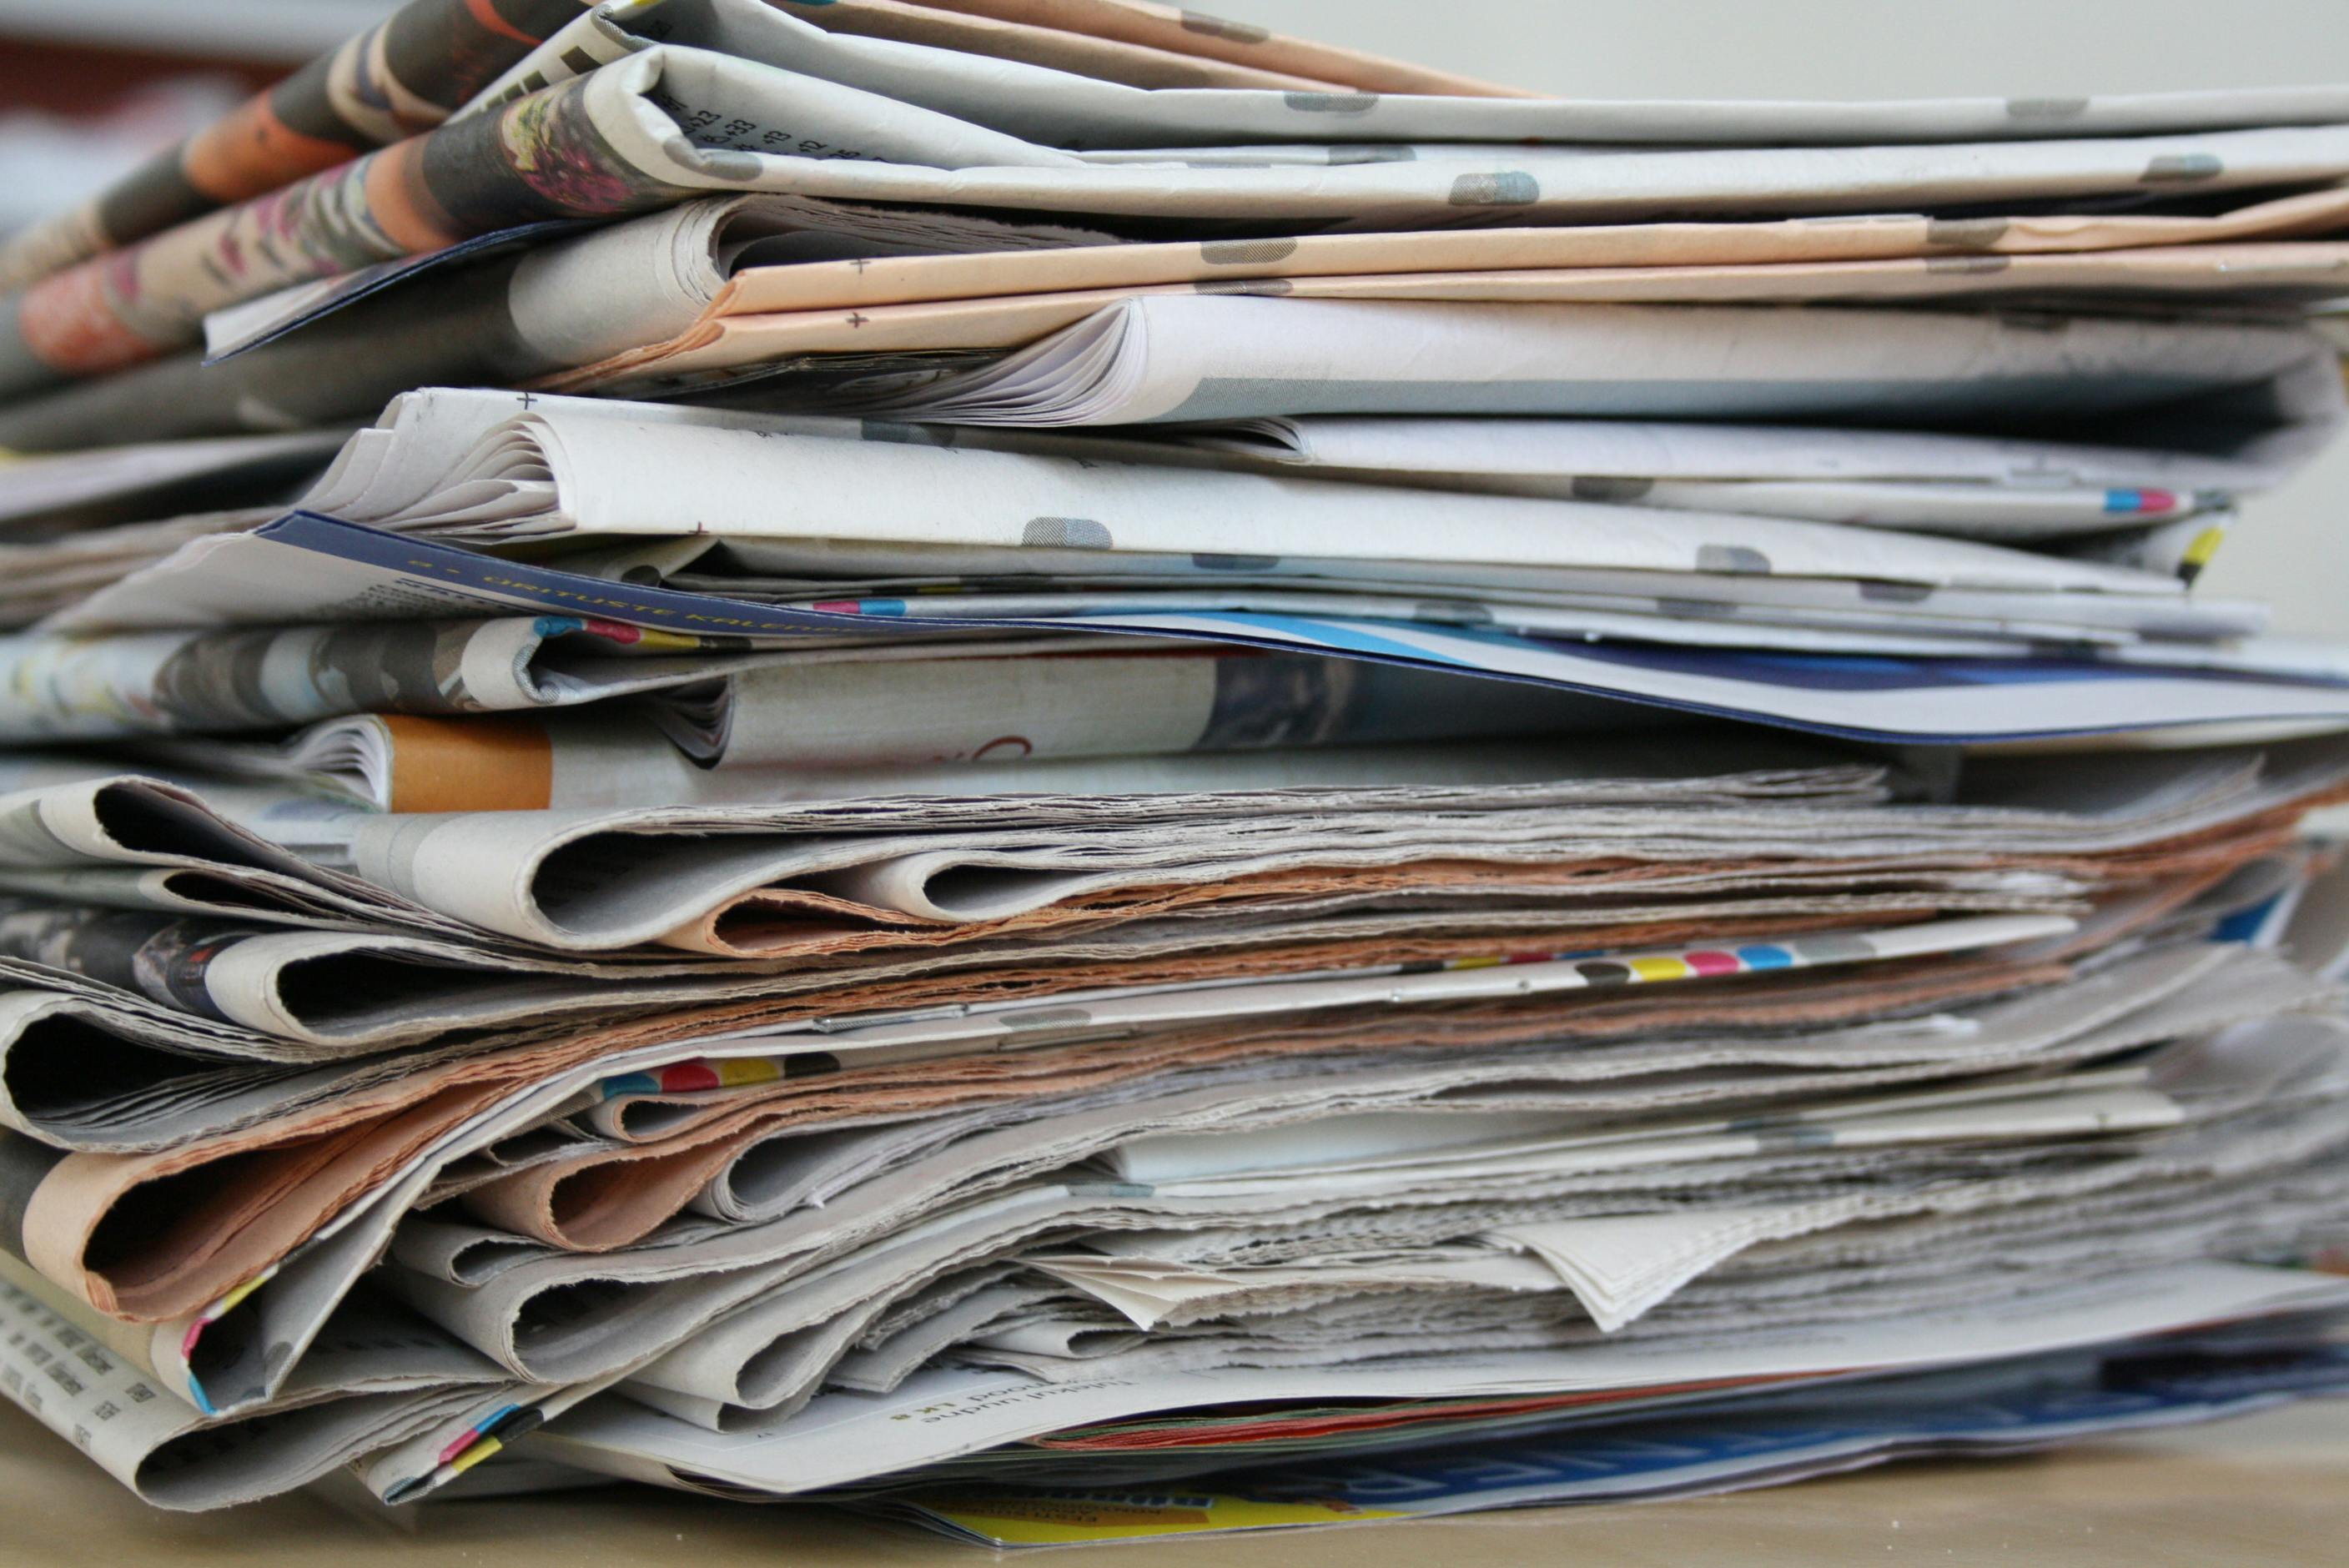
[{"left": 3, "top": 1395, "right": 2346, "bottom": 1565}]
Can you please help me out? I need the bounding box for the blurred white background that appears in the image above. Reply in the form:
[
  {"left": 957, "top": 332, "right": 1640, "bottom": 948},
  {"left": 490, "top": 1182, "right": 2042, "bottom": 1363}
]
[
  {"left": 0, "top": 2, "right": 387, "bottom": 60},
  {"left": 0, "top": 0, "right": 2341, "bottom": 632}
]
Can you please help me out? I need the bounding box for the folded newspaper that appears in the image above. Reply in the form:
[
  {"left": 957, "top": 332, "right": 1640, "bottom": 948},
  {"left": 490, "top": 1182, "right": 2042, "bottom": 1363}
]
[{"left": 0, "top": 0, "right": 2346, "bottom": 1543}]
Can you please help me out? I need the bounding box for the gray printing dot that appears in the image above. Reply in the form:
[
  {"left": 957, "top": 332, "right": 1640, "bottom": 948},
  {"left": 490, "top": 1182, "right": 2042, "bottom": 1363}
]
[
  {"left": 2143, "top": 153, "right": 2224, "bottom": 183},
  {"left": 1859, "top": 580, "right": 1935, "bottom": 603},
  {"left": 1924, "top": 217, "right": 2011, "bottom": 249},
  {"left": 1924, "top": 254, "right": 2012, "bottom": 275},
  {"left": 2006, "top": 96, "right": 2091, "bottom": 119},
  {"left": 1284, "top": 92, "right": 1381, "bottom": 113},
  {"left": 1695, "top": 544, "right": 1772, "bottom": 575},
  {"left": 1323, "top": 144, "right": 1418, "bottom": 163},
  {"left": 999, "top": 1008, "right": 1093, "bottom": 1031},
  {"left": 859, "top": 420, "right": 957, "bottom": 447},
  {"left": 1199, "top": 238, "right": 1300, "bottom": 265},
  {"left": 1792, "top": 932, "right": 1877, "bottom": 963},
  {"left": 1183, "top": 11, "right": 1273, "bottom": 43},
  {"left": 1657, "top": 598, "right": 1739, "bottom": 619},
  {"left": 1194, "top": 278, "right": 1294, "bottom": 295},
  {"left": 1450, "top": 172, "right": 1539, "bottom": 206},
  {"left": 1571, "top": 475, "right": 1656, "bottom": 502},
  {"left": 1066, "top": 1180, "right": 1157, "bottom": 1198},
  {"left": 1024, "top": 517, "right": 1113, "bottom": 548},
  {"left": 1194, "top": 553, "right": 1281, "bottom": 570}
]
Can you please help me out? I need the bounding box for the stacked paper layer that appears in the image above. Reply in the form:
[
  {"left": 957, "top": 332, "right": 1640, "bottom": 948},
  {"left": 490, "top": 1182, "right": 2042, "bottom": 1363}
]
[{"left": 0, "top": 0, "right": 2346, "bottom": 1543}]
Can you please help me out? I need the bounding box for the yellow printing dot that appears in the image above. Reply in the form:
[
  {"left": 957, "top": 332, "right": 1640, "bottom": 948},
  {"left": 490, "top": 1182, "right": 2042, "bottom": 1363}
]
[{"left": 448, "top": 1437, "right": 502, "bottom": 1475}]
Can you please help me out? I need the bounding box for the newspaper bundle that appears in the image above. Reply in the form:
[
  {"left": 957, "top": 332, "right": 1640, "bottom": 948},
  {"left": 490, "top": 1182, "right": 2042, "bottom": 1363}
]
[{"left": 1, "top": 0, "right": 2348, "bottom": 1545}]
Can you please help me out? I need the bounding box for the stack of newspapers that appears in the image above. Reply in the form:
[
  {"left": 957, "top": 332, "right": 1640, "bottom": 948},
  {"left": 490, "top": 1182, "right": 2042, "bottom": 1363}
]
[{"left": 4, "top": 0, "right": 2349, "bottom": 1545}]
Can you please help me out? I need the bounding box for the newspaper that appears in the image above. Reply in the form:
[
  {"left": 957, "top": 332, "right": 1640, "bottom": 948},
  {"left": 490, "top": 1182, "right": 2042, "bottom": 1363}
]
[
  {"left": 161, "top": 721, "right": 1712, "bottom": 815},
  {"left": 18, "top": 380, "right": 2287, "bottom": 625},
  {"left": 0, "top": 510, "right": 282, "bottom": 631},
  {"left": 760, "top": 294, "right": 2341, "bottom": 426},
  {"left": 1166, "top": 415, "right": 2335, "bottom": 525},
  {"left": 491, "top": 0, "right": 1531, "bottom": 103},
  {"left": 610, "top": 1133, "right": 2349, "bottom": 1427},
  {"left": 0, "top": 761, "right": 2193, "bottom": 952},
  {"left": 34, "top": 384, "right": 2306, "bottom": 668},
  {"left": 56, "top": 515, "right": 2349, "bottom": 743},
  {"left": 540, "top": 244, "right": 2349, "bottom": 398},
  {"left": 45, "top": 404, "right": 2339, "bottom": 681},
  {"left": 202, "top": 193, "right": 1114, "bottom": 367},
  {"left": 0, "top": 430, "right": 344, "bottom": 533},
  {"left": 0, "top": 917, "right": 2293, "bottom": 1390},
  {"left": 0, "top": 1252, "right": 507, "bottom": 1510},
  {"left": 8, "top": 36, "right": 2349, "bottom": 400},
  {"left": 414, "top": 947, "right": 2332, "bottom": 1259},
  {"left": 0, "top": 901, "right": 2057, "bottom": 1352},
  {"left": 0, "top": 880, "right": 2152, "bottom": 1146},
  {"left": 278, "top": 386, "right": 2262, "bottom": 570},
  {"left": 0, "top": 891, "right": 2130, "bottom": 1155},
  {"left": 483, "top": 0, "right": 1374, "bottom": 98},
  {"left": 620, "top": 566, "right": 2270, "bottom": 654},
  {"left": 615, "top": 183, "right": 2349, "bottom": 319},
  {"left": 271, "top": 387, "right": 2318, "bottom": 592},
  {"left": 843, "top": 1295, "right": 2345, "bottom": 1478},
  {"left": 283, "top": 406, "right": 2226, "bottom": 591},
  {"left": 4, "top": 0, "right": 2349, "bottom": 1531},
  {"left": 215, "top": 184, "right": 2349, "bottom": 380},
  {"left": 0, "top": 509, "right": 2270, "bottom": 661},
  {"left": 0, "top": 0, "right": 601, "bottom": 293},
  {"left": 0, "top": 746, "right": 2311, "bottom": 1201},
  {"left": 0, "top": 617, "right": 1186, "bottom": 743},
  {"left": 531, "top": 1261, "right": 2349, "bottom": 1493},
  {"left": 4, "top": 845, "right": 2330, "bottom": 1502},
  {"left": 871, "top": 1342, "right": 2349, "bottom": 1543},
  {"left": 466, "top": 0, "right": 2349, "bottom": 151},
  {"left": 0, "top": 736, "right": 2311, "bottom": 1211},
  {"left": 0, "top": 862, "right": 2181, "bottom": 1078}
]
